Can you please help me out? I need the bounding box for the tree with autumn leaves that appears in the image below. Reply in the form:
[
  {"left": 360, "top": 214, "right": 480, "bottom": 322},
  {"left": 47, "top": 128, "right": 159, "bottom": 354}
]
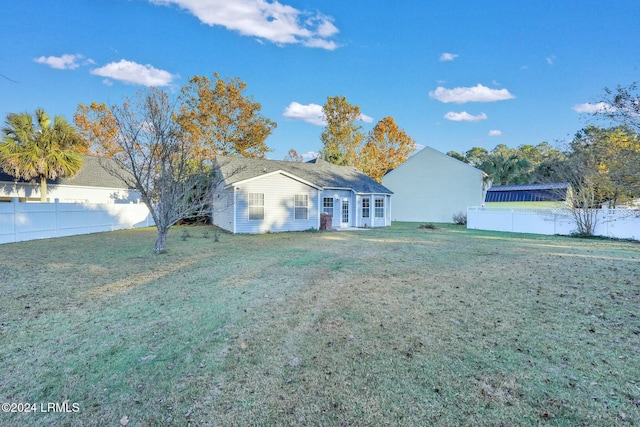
[
  {"left": 356, "top": 116, "right": 417, "bottom": 183},
  {"left": 175, "top": 73, "right": 276, "bottom": 160},
  {"left": 320, "top": 96, "right": 364, "bottom": 166},
  {"left": 319, "top": 96, "right": 416, "bottom": 182},
  {"left": 75, "top": 74, "right": 276, "bottom": 253},
  {"left": 77, "top": 73, "right": 276, "bottom": 162}
]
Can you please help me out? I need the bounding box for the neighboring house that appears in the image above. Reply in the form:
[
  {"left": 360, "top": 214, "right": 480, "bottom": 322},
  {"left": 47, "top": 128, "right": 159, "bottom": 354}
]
[
  {"left": 212, "top": 156, "right": 393, "bottom": 233},
  {"left": 485, "top": 183, "right": 571, "bottom": 208},
  {"left": 0, "top": 155, "right": 140, "bottom": 203},
  {"left": 382, "top": 146, "right": 485, "bottom": 223}
]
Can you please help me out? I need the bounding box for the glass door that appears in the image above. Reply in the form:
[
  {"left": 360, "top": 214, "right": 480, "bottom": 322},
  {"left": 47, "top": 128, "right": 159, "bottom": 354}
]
[{"left": 341, "top": 200, "right": 349, "bottom": 226}]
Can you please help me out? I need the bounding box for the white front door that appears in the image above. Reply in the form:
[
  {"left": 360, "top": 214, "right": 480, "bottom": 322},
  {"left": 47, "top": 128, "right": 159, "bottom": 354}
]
[{"left": 341, "top": 199, "right": 349, "bottom": 227}]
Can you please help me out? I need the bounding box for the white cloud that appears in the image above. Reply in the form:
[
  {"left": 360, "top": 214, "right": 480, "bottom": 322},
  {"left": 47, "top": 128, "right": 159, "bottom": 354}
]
[
  {"left": 439, "top": 52, "right": 458, "bottom": 61},
  {"left": 429, "top": 84, "right": 515, "bottom": 104},
  {"left": 91, "top": 60, "right": 178, "bottom": 86},
  {"left": 283, "top": 102, "right": 373, "bottom": 126},
  {"left": 444, "top": 111, "right": 487, "bottom": 122},
  {"left": 300, "top": 151, "right": 318, "bottom": 160},
  {"left": 150, "top": 0, "right": 339, "bottom": 50},
  {"left": 572, "top": 102, "right": 616, "bottom": 114},
  {"left": 488, "top": 129, "right": 503, "bottom": 136},
  {"left": 546, "top": 55, "right": 556, "bottom": 65},
  {"left": 34, "top": 54, "right": 84, "bottom": 70},
  {"left": 359, "top": 113, "right": 374, "bottom": 123},
  {"left": 283, "top": 102, "right": 325, "bottom": 125}
]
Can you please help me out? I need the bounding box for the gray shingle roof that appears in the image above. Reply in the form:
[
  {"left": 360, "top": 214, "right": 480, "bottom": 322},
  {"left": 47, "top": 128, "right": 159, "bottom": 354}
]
[
  {"left": 214, "top": 156, "right": 393, "bottom": 194},
  {"left": 0, "top": 155, "right": 132, "bottom": 189}
]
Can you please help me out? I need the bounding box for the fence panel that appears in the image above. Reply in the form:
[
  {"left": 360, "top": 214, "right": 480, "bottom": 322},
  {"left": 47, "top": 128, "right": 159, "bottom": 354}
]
[
  {"left": 468, "top": 207, "right": 639, "bottom": 240},
  {"left": 0, "top": 199, "right": 154, "bottom": 244}
]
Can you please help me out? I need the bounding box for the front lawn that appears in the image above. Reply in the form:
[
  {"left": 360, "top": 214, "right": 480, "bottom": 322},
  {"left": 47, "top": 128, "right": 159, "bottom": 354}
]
[{"left": 1, "top": 223, "right": 638, "bottom": 426}]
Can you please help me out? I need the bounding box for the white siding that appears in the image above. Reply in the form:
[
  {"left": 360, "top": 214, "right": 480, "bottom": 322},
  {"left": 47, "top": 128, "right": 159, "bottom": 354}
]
[
  {"left": 211, "top": 187, "right": 235, "bottom": 232},
  {"left": 383, "top": 146, "right": 484, "bottom": 223},
  {"left": 234, "top": 173, "right": 319, "bottom": 234},
  {"left": 321, "top": 190, "right": 353, "bottom": 228},
  {"left": 0, "top": 181, "right": 139, "bottom": 204},
  {"left": 372, "top": 195, "right": 390, "bottom": 227}
]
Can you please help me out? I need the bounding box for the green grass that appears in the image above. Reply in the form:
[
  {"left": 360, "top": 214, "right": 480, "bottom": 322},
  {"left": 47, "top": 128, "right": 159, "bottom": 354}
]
[{"left": 0, "top": 223, "right": 639, "bottom": 426}]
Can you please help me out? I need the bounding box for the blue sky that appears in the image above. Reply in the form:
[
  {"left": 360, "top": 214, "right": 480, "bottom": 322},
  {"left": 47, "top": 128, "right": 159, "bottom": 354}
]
[{"left": 2, "top": 0, "right": 639, "bottom": 160}]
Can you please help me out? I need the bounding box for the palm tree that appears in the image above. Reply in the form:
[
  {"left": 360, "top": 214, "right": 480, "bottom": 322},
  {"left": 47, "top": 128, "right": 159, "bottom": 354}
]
[
  {"left": 481, "top": 153, "right": 531, "bottom": 186},
  {"left": 0, "top": 108, "right": 87, "bottom": 201}
]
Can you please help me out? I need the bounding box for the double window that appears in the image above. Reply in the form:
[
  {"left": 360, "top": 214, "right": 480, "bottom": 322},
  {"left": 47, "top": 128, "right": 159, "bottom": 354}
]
[
  {"left": 295, "top": 194, "right": 308, "bottom": 220},
  {"left": 362, "top": 198, "right": 370, "bottom": 218},
  {"left": 375, "top": 198, "right": 385, "bottom": 218},
  {"left": 248, "top": 193, "right": 264, "bottom": 220}
]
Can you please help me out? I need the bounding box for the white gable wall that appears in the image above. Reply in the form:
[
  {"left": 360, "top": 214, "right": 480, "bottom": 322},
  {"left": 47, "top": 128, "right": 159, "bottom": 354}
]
[
  {"left": 233, "top": 172, "right": 320, "bottom": 234},
  {"left": 383, "top": 146, "right": 484, "bottom": 223}
]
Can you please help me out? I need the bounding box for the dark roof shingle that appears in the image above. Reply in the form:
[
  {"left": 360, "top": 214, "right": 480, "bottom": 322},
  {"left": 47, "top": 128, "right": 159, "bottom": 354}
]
[
  {"left": 0, "top": 155, "right": 132, "bottom": 189},
  {"left": 214, "top": 156, "right": 392, "bottom": 194}
]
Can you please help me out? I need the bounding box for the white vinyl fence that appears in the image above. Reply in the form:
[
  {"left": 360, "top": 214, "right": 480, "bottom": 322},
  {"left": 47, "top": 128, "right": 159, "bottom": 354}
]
[
  {"left": 0, "top": 199, "right": 154, "bottom": 244},
  {"left": 467, "top": 206, "right": 639, "bottom": 240}
]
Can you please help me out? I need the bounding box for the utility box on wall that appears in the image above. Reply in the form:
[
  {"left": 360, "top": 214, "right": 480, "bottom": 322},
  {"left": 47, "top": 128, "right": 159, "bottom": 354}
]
[{"left": 320, "top": 213, "right": 332, "bottom": 230}]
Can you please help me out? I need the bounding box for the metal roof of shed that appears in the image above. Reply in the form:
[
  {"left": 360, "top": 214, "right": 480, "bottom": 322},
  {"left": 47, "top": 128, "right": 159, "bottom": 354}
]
[
  {"left": 487, "top": 183, "right": 570, "bottom": 192},
  {"left": 485, "top": 182, "right": 570, "bottom": 202}
]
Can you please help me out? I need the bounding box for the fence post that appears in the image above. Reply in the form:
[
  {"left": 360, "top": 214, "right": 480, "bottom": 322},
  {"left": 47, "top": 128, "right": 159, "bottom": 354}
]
[
  {"left": 54, "top": 199, "right": 60, "bottom": 237},
  {"left": 12, "top": 197, "right": 18, "bottom": 243},
  {"left": 511, "top": 208, "right": 515, "bottom": 232}
]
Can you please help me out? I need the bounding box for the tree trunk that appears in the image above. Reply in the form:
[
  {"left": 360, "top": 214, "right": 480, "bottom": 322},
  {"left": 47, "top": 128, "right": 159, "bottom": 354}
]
[
  {"left": 40, "top": 176, "right": 47, "bottom": 202},
  {"left": 153, "top": 227, "right": 169, "bottom": 254}
]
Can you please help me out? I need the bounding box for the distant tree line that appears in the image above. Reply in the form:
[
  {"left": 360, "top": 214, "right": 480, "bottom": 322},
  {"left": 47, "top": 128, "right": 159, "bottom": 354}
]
[{"left": 447, "top": 124, "right": 640, "bottom": 209}]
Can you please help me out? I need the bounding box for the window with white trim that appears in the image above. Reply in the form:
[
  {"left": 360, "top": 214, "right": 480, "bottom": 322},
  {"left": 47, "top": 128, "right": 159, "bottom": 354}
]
[
  {"left": 294, "top": 194, "right": 308, "bottom": 220},
  {"left": 362, "top": 198, "right": 370, "bottom": 218},
  {"left": 322, "top": 197, "right": 334, "bottom": 215},
  {"left": 248, "top": 193, "right": 264, "bottom": 220},
  {"left": 375, "top": 198, "right": 385, "bottom": 218}
]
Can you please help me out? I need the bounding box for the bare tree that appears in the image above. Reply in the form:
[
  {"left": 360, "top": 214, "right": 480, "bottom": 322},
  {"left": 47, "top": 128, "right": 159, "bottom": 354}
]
[
  {"left": 544, "top": 143, "right": 600, "bottom": 236},
  {"left": 283, "top": 148, "right": 304, "bottom": 162},
  {"left": 77, "top": 88, "right": 213, "bottom": 253},
  {"left": 601, "top": 82, "right": 640, "bottom": 133}
]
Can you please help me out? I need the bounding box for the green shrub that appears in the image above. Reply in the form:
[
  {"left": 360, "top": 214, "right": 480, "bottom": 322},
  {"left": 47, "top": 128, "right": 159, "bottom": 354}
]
[{"left": 452, "top": 211, "right": 467, "bottom": 225}]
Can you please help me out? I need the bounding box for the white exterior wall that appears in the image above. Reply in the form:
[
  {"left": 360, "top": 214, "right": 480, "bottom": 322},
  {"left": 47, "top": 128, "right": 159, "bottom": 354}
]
[
  {"left": 211, "top": 187, "right": 235, "bottom": 232},
  {"left": 0, "top": 181, "right": 139, "bottom": 204},
  {"left": 383, "top": 146, "right": 484, "bottom": 223},
  {"left": 354, "top": 194, "right": 391, "bottom": 228},
  {"left": 320, "top": 190, "right": 353, "bottom": 228},
  {"left": 233, "top": 173, "right": 320, "bottom": 234}
]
